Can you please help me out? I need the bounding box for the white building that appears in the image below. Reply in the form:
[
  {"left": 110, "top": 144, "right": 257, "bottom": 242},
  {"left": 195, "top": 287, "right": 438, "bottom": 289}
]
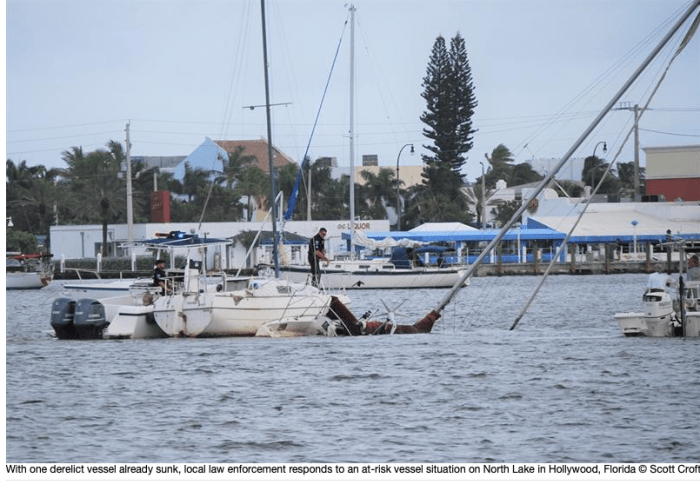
[{"left": 49, "top": 219, "right": 390, "bottom": 271}]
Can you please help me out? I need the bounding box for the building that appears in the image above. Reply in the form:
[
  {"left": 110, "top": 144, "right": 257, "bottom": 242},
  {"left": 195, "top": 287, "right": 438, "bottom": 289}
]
[
  {"left": 49, "top": 219, "right": 391, "bottom": 271},
  {"left": 644, "top": 145, "right": 700, "bottom": 202}
]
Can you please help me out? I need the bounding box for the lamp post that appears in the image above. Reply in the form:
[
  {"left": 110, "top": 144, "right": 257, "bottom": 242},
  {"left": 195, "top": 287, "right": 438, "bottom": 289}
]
[
  {"left": 590, "top": 141, "right": 607, "bottom": 192},
  {"left": 632, "top": 220, "right": 638, "bottom": 255},
  {"left": 6, "top": 217, "right": 13, "bottom": 227},
  {"left": 479, "top": 162, "right": 487, "bottom": 230},
  {"left": 395, "top": 143, "right": 414, "bottom": 231}
]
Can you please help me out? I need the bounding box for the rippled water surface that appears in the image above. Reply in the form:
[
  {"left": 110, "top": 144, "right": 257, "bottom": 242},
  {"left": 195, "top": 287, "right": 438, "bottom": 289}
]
[{"left": 6, "top": 274, "right": 700, "bottom": 462}]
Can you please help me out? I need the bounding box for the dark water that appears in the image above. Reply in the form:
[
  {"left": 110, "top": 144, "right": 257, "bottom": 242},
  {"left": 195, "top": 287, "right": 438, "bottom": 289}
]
[{"left": 5, "top": 274, "right": 700, "bottom": 463}]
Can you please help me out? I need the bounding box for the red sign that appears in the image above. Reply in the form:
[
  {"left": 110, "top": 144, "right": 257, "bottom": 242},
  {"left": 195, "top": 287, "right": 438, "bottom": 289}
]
[{"left": 151, "top": 191, "right": 171, "bottom": 223}]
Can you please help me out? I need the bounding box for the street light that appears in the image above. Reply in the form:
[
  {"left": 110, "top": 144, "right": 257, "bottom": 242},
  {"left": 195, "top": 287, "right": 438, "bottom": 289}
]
[
  {"left": 590, "top": 141, "right": 607, "bottom": 192},
  {"left": 6, "top": 217, "right": 13, "bottom": 227},
  {"left": 396, "top": 143, "right": 414, "bottom": 231},
  {"left": 479, "top": 162, "right": 488, "bottom": 230},
  {"left": 632, "top": 220, "right": 638, "bottom": 254}
]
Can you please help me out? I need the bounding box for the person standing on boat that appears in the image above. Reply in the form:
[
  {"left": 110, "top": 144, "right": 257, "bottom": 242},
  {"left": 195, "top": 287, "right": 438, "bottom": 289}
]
[
  {"left": 308, "top": 228, "right": 330, "bottom": 288},
  {"left": 688, "top": 254, "right": 700, "bottom": 280},
  {"left": 153, "top": 259, "right": 170, "bottom": 294}
]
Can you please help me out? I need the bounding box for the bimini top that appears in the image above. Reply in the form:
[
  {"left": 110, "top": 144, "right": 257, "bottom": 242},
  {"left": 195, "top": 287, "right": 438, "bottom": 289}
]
[{"left": 134, "top": 231, "right": 232, "bottom": 249}]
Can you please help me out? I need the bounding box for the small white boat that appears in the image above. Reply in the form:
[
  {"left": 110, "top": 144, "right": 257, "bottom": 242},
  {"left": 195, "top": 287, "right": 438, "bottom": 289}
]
[
  {"left": 614, "top": 272, "right": 700, "bottom": 338},
  {"left": 6, "top": 253, "right": 54, "bottom": 290}
]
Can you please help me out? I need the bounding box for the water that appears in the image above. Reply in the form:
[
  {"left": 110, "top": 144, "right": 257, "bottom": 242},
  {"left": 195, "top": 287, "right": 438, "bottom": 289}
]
[{"left": 5, "top": 274, "right": 700, "bottom": 463}]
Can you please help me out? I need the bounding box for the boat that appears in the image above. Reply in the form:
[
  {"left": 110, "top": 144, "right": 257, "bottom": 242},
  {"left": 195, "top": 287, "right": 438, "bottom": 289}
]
[
  {"left": 61, "top": 272, "right": 233, "bottom": 299},
  {"left": 6, "top": 252, "right": 54, "bottom": 290},
  {"left": 270, "top": 245, "right": 468, "bottom": 289},
  {"left": 50, "top": 232, "right": 255, "bottom": 340},
  {"left": 145, "top": 1, "right": 363, "bottom": 339},
  {"left": 614, "top": 241, "right": 700, "bottom": 337},
  {"left": 273, "top": 6, "right": 468, "bottom": 290}
]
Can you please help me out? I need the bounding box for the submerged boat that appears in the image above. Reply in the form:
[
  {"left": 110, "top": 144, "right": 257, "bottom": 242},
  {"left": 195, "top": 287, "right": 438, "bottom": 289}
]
[{"left": 6, "top": 252, "right": 54, "bottom": 290}]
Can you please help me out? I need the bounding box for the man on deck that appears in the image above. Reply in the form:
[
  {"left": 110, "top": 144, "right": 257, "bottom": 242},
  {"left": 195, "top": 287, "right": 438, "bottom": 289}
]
[{"left": 308, "top": 228, "right": 330, "bottom": 288}]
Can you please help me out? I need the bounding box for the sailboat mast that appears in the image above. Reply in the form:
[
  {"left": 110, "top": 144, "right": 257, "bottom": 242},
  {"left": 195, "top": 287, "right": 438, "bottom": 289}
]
[
  {"left": 260, "top": 0, "right": 280, "bottom": 277},
  {"left": 431, "top": 0, "right": 700, "bottom": 318},
  {"left": 348, "top": 4, "right": 356, "bottom": 257}
]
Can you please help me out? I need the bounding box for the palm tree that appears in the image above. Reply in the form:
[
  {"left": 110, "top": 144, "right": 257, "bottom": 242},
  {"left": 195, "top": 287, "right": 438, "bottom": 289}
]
[
  {"left": 222, "top": 146, "right": 258, "bottom": 189},
  {"left": 360, "top": 168, "right": 400, "bottom": 219},
  {"left": 61, "top": 143, "right": 127, "bottom": 255},
  {"left": 238, "top": 165, "right": 270, "bottom": 221}
]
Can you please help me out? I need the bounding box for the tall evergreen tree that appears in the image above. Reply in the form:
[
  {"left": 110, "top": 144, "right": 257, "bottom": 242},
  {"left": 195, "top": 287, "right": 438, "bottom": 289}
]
[{"left": 411, "top": 32, "right": 478, "bottom": 226}]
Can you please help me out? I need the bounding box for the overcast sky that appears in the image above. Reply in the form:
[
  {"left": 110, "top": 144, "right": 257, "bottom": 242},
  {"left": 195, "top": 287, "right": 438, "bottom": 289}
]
[{"left": 5, "top": 0, "right": 700, "bottom": 183}]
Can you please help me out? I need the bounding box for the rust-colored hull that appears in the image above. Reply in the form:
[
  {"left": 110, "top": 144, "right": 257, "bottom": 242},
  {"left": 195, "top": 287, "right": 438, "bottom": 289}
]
[{"left": 328, "top": 296, "right": 439, "bottom": 335}]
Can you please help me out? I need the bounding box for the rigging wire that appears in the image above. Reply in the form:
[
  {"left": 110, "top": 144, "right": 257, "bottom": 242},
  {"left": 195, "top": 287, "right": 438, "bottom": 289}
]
[
  {"left": 283, "top": 14, "right": 349, "bottom": 222},
  {"left": 511, "top": 4, "right": 686, "bottom": 162},
  {"left": 510, "top": 7, "right": 700, "bottom": 331}
]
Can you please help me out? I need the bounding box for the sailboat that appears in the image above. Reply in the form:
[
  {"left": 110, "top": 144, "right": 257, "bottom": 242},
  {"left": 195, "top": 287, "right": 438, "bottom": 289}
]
[
  {"left": 6, "top": 252, "right": 54, "bottom": 290},
  {"left": 273, "top": 4, "right": 468, "bottom": 290},
  {"left": 148, "top": 0, "right": 356, "bottom": 338}
]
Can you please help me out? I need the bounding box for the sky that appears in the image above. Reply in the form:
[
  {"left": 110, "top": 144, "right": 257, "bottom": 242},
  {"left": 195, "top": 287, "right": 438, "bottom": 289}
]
[{"left": 5, "top": 0, "right": 700, "bottom": 184}]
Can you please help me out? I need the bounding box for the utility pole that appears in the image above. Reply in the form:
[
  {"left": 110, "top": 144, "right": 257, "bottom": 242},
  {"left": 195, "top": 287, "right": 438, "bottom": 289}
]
[
  {"left": 125, "top": 122, "right": 134, "bottom": 252},
  {"left": 614, "top": 103, "right": 642, "bottom": 201}
]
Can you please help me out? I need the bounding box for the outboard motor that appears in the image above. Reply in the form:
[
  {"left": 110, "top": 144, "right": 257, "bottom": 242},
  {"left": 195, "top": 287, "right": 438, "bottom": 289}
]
[
  {"left": 73, "top": 299, "right": 108, "bottom": 339},
  {"left": 51, "top": 298, "right": 78, "bottom": 339}
]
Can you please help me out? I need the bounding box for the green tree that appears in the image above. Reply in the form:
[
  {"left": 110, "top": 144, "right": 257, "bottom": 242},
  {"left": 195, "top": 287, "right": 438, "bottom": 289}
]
[
  {"left": 238, "top": 165, "right": 270, "bottom": 221},
  {"left": 222, "top": 146, "right": 258, "bottom": 189},
  {"left": 6, "top": 159, "right": 62, "bottom": 240},
  {"left": 60, "top": 142, "right": 127, "bottom": 255},
  {"left": 5, "top": 229, "right": 39, "bottom": 253},
  {"left": 359, "top": 168, "right": 399, "bottom": 220},
  {"left": 583, "top": 156, "right": 621, "bottom": 196},
  {"left": 490, "top": 199, "right": 521, "bottom": 228},
  {"left": 410, "top": 32, "right": 478, "bottom": 226},
  {"left": 616, "top": 161, "right": 645, "bottom": 199}
]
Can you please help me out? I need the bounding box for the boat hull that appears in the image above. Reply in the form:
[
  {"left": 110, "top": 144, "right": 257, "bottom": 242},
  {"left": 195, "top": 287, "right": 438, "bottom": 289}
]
[
  {"left": 6, "top": 272, "right": 53, "bottom": 290},
  {"left": 276, "top": 264, "right": 468, "bottom": 289},
  {"left": 152, "top": 279, "right": 339, "bottom": 337}
]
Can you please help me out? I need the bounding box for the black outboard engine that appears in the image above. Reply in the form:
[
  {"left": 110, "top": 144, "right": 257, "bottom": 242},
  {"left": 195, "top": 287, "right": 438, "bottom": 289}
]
[
  {"left": 73, "top": 299, "right": 108, "bottom": 339},
  {"left": 51, "top": 298, "right": 78, "bottom": 339}
]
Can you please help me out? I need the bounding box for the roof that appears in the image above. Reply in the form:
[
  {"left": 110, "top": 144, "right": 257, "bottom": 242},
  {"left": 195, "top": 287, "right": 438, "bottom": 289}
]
[
  {"left": 527, "top": 200, "right": 700, "bottom": 243},
  {"left": 215, "top": 139, "right": 297, "bottom": 174},
  {"left": 234, "top": 230, "right": 310, "bottom": 245},
  {"left": 410, "top": 222, "right": 477, "bottom": 232},
  {"left": 170, "top": 138, "right": 298, "bottom": 181}
]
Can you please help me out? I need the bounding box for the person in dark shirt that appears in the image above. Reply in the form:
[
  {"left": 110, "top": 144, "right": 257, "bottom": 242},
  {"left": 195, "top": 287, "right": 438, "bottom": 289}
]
[
  {"left": 308, "top": 228, "right": 330, "bottom": 287},
  {"left": 153, "top": 259, "right": 170, "bottom": 294}
]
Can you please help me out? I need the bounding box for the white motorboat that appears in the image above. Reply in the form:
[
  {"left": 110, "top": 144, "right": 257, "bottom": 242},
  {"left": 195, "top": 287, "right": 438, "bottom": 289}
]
[
  {"left": 6, "top": 253, "right": 54, "bottom": 290},
  {"left": 51, "top": 287, "right": 166, "bottom": 340},
  {"left": 614, "top": 271, "right": 700, "bottom": 338},
  {"left": 61, "top": 273, "right": 235, "bottom": 299}
]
